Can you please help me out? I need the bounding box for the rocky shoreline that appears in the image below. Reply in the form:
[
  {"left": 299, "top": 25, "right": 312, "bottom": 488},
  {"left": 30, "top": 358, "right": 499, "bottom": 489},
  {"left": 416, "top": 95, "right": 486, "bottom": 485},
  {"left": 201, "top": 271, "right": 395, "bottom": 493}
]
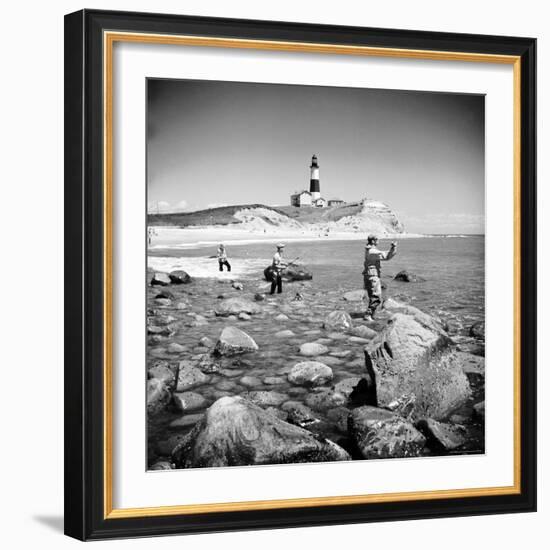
[{"left": 146, "top": 266, "right": 485, "bottom": 470}]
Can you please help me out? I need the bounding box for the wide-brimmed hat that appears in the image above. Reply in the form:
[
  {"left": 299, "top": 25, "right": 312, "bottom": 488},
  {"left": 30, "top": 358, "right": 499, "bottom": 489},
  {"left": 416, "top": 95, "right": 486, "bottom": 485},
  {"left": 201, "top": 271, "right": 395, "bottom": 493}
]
[{"left": 276, "top": 243, "right": 285, "bottom": 249}]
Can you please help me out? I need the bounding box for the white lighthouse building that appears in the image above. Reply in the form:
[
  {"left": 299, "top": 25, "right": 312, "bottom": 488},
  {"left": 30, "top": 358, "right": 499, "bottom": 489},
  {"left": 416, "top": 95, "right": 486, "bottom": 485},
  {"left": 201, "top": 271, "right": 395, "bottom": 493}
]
[
  {"left": 291, "top": 155, "right": 327, "bottom": 207},
  {"left": 310, "top": 155, "right": 321, "bottom": 201}
]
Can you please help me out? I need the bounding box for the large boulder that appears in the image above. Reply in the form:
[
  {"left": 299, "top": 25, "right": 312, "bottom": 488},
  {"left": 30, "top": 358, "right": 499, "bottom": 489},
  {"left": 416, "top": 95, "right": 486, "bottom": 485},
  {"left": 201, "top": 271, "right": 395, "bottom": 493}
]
[
  {"left": 393, "top": 270, "right": 426, "bottom": 283},
  {"left": 215, "top": 297, "right": 262, "bottom": 317},
  {"left": 364, "top": 312, "right": 471, "bottom": 421},
  {"left": 349, "top": 406, "right": 426, "bottom": 459},
  {"left": 323, "top": 310, "right": 353, "bottom": 332},
  {"left": 172, "top": 396, "right": 350, "bottom": 467},
  {"left": 146, "top": 378, "right": 171, "bottom": 416},
  {"left": 151, "top": 272, "right": 171, "bottom": 286},
  {"left": 382, "top": 298, "right": 445, "bottom": 334},
  {"left": 169, "top": 270, "right": 191, "bottom": 284},
  {"left": 263, "top": 264, "right": 312, "bottom": 282},
  {"left": 288, "top": 361, "right": 333, "bottom": 387},
  {"left": 214, "top": 326, "right": 259, "bottom": 356}
]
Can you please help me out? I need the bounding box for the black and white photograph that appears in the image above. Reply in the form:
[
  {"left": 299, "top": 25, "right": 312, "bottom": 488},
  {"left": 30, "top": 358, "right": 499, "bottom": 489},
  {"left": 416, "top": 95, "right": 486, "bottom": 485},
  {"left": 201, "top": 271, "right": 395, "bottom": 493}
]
[{"left": 145, "top": 78, "right": 486, "bottom": 470}]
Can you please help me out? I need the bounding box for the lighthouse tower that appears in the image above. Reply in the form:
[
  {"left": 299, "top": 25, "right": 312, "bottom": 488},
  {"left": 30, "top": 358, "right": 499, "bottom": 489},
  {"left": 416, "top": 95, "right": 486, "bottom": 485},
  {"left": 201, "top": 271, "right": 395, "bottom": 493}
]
[{"left": 310, "top": 155, "right": 320, "bottom": 201}]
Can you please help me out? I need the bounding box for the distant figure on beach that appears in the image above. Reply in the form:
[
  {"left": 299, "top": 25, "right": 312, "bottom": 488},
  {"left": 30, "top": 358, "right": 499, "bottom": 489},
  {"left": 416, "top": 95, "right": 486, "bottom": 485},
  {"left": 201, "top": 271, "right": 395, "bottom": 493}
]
[
  {"left": 217, "top": 244, "right": 231, "bottom": 272},
  {"left": 270, "top": 243, "right": 288, "bottom": 295},
  {"left": 148, "top": 227, "right": 153, "bottom": 246},
  {"left": 363, "top": 234, "right": 397, "bottom": 321}
]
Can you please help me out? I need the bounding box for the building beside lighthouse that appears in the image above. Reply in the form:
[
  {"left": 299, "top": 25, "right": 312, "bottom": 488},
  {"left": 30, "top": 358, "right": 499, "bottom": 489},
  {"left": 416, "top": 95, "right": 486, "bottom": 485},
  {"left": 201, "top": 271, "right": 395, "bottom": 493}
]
[{"left": 291, "top": 155, "right": 328, "bottom": 207}]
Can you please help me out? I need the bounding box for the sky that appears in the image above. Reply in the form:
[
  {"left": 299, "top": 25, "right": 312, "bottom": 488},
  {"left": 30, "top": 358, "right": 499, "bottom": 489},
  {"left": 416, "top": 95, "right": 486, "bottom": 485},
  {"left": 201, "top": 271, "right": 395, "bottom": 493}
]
[{"left": 147, "top": 79, "right": 485, "bottom": 234}]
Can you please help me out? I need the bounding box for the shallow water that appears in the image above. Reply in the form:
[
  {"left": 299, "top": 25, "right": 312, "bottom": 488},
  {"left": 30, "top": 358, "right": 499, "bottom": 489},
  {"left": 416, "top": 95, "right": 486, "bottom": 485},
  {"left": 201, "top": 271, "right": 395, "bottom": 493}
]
[
  {"left": 147, "top": 236, "right": 485, "bottom": 467},
  {"left": 150, "top": 236, "right": 485, "bottom": 342}
]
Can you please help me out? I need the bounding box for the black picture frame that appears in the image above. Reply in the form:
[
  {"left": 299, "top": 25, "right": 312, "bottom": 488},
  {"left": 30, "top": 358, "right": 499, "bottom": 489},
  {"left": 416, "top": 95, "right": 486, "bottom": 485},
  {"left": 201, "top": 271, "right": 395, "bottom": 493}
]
[{"left": 64, "top": 9, "right": 537, "bottom": 541}]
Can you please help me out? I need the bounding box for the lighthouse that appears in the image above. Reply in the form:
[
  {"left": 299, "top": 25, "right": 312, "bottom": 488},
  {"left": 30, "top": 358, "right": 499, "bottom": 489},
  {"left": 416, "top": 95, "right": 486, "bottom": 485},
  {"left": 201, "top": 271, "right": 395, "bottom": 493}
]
[{"left": 310, "top": 155, "right": 321, "bottom": 201}]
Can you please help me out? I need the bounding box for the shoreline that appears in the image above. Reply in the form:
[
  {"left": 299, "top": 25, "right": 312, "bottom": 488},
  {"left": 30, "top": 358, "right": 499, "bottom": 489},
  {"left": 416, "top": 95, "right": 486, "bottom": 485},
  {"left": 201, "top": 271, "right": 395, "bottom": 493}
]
[{"left": 148, "top": 225, "right": 480, "bottom": 251}]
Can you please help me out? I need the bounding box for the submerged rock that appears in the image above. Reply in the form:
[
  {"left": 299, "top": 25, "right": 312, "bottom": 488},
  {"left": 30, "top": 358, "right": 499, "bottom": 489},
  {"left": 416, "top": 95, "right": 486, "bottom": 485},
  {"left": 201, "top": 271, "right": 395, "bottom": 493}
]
[
  {"left": 147, "top": 378, "right": 171, "bottom": 416},
  {"left": 343, "top": 289, "right": 367, "bottom": 302},
  {"left": 166, "top": 342, "right": 185, "bottom": 353},
  {"left": 199, "top": 336, "right": 214, "bottom": 348},
  {"left": 364, "top": 312, "right": 472, "bottom": 421},
  {"left": 215, "top": 297, "right": 262, "bottom": 317},
  {"left": 275, "top": 329, "right": 295, "bottom": 339},
  {"left": 171, "top": 396, "right": 350, "bottom": 468},
  {"left": 214, "top": 326, "right": 259, "bottom": 356},
  {"left": 299, "top": 342, "right": 329, "bottom": 357},
  {"left": 172, "top": 391, "right": 208, "bottom": 412},
  {"left": 416, "top": 418, "right": 466, "bottom": 451},
  {"left": 288, "top": 361, "right": 333, "bottom": 387},
  {"left": 323, "top": 310, "right": 353, "bottom": 332},
  {"left": 393, "top": 270, "right": 426, "bottom": 283},
  {"left": 349, "top": 406, "right": 426, "bottom": 459},
  {"left": 169, "top": 270, "right": 191, "bottom": 284},
  {"left": 352, "top": 325, "right": 377, "bottom": 339},
  {"left": 169, "top": 413, "right": 205, "bottom": 429}
]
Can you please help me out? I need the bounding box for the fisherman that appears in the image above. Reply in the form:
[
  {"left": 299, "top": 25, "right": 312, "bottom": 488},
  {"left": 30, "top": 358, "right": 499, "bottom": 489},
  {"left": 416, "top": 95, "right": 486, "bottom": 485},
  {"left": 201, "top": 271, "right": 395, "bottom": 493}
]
[
  {"left": 217, "top": 244, "right": 231, "bottom": 272},
  {"left": 363, "top": 234, "right": 397, "bottom": 320},
  {"left": 270, "top": 243, "right": 288, "bottom": 295}
]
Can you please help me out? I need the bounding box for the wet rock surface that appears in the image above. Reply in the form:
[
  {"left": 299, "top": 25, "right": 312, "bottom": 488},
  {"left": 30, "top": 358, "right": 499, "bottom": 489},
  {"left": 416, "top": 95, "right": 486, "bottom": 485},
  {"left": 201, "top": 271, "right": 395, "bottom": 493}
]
[
  {"left": 146, "top": 278, "right": 485, "bottom": 469},
  {"left": 214, "top": 326, "right": 259, "bottom": 356},
  {"left": 364, "top": 312, "right": 472, "bottom": 421},
  {"left": 349, "top": 406, "right": 426, "bottom": 459},
  {"left": 171, "top": 396, "right": 350, "bottom": 468},
  {"left": 288, "top": 361, "right": 333, "bottom": 387}
]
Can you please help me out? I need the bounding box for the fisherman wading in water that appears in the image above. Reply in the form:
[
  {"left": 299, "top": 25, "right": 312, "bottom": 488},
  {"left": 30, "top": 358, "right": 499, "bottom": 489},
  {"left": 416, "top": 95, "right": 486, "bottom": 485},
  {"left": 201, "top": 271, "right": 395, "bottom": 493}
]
[
  {"left": 363, "top": 234, "right": 397, "bottom": 321},
  {"left": 217, "top": 244, "right": 231, "bottom": 272},
  {"left": 270, "top": 243, "right": 288, "bottom": 295}
]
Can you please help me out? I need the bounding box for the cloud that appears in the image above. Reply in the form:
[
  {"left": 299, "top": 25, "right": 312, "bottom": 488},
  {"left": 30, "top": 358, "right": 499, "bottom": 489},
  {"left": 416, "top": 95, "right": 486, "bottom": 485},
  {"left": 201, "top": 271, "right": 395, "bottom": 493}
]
[
  {"left": 171, "top": 200, "right": 188, "bottom": 212},
  {"left": 147, "top": 200, "right": 171, "bottom": 214},
  {"left": 148, "top": 200, "right": 190, "bottom": 214}
]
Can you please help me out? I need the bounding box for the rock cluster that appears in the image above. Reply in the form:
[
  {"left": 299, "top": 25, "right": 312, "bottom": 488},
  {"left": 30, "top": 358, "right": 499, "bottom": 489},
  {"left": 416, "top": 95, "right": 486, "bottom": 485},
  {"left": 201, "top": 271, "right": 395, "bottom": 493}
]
[{"left": 146, "top": 275, "right": 484, "bottom": 470}]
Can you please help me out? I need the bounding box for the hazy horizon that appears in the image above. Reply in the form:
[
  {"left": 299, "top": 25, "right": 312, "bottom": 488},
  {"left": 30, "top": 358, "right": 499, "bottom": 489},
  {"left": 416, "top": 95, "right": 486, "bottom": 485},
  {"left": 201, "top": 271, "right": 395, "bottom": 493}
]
[{"left": 147, "top": 79, "right": 485, "bottom": 234}]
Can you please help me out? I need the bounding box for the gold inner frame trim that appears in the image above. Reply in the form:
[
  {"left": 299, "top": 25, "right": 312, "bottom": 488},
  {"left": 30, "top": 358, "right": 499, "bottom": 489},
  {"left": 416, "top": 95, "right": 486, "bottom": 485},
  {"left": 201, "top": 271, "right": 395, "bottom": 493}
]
[{"left": 103, "top": 30, "right": 522, "bottom": 520}]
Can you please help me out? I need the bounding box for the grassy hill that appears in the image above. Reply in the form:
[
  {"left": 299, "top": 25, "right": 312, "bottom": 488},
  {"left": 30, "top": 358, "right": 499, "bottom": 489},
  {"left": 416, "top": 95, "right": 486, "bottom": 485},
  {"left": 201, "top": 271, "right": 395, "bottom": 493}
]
[
  {"left": 148, "top": 204, "right": 289, "bottom": 227},
  {"left": 148, "top": 203, "right": 364, "bottom": 227}
]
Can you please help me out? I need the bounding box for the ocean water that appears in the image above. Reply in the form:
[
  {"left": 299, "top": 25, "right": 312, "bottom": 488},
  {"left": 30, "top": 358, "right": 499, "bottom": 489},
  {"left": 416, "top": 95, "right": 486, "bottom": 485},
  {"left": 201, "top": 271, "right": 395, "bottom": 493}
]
[
  {"left": 149, "top": 236, "right": 485, "bottom": 341},
  {"left": 147, "top": 235, "right": 485, "bottom": 465}
]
